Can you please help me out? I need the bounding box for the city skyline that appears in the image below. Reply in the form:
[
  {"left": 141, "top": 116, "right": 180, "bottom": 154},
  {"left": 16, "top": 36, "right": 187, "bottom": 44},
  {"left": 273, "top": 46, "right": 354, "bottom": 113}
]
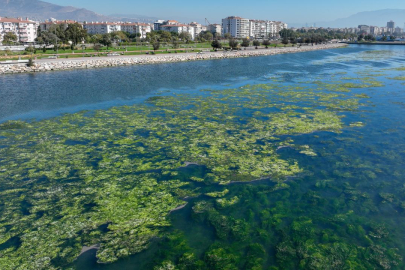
[{"left": 44, "top": 0, "right": 405, "bottom": 24}]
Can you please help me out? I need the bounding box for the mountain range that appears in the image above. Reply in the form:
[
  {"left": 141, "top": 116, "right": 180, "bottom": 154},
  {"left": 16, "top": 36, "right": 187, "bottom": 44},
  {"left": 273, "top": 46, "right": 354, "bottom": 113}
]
[
  {"left": 291, "top": 9, "right": 405, "bottom": 28},
  {"left": 0, "top": 0, "right": 157, "bottom": 22}
]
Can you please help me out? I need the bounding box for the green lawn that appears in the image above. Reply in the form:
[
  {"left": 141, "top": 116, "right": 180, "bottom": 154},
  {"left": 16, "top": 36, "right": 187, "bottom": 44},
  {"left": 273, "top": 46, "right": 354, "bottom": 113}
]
[{"left": 0, "top": 41, "right": 302, "bottom": 61}]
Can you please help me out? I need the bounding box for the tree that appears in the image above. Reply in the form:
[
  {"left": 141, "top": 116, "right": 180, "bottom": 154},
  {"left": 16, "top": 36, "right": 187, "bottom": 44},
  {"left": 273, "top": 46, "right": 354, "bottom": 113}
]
[
  {"left": 224, "top": 33, "right": 232, "bottom": 39},
  {"left": 228, "top": 39, "right": 239, "bottom": 50},
  {"left": 357, "top": 34, "right": 364, "bottom": 42},
  {"left": 390, "top": 35, "right": 396, "bottom": 41},
  {"left": 90, "top": 34, "right": 102, "bottom": 46},
  {"left": 381, "top": 36, "right": 388, "bottom": 41},
  {"left": 160, "top": 31, "right": 172, "bottom": 42},
  {"left": 241, "top": 38, "right": 250, "bottom": 48},
  {"left": 282, "top": 37, "right": 289, "bottom": 45},
  {"left": 100, "top": 34, "right": 113, "bottom": 49},
  {"left": 179, "top": 32, "right": 192, "bottom": 43},
  {"left": 153, "top": 41, "right": 160, "bottom": 51},
  {"left": 364, "top": 34, "right": 375, "bottom": 41},
  {"left": 2, "top": 32, "right": 18, "bottom": 45},
  {"left": 262, "top": 40, "right": 270, "bottom": 48},
  {"left": 111, "top": 31, "right": 128, "bottom": 43},
  {"left": 211, "top": 39, "right": 222, "bottom": 50},
  {"left": 253, "top": 40, "right": 260, "bottom": 47},
  {"left": 36, "top": 30, "right": 57, "bottom": 45},
  {"left": 65, "top": 23, "right": 87, "bottom": 46},
  {"left": 199, "top": 31, "right": 213, "bottom": 42}
]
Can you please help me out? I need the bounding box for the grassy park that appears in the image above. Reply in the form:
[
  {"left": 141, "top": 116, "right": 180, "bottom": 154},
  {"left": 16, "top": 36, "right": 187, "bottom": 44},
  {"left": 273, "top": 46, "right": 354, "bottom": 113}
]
[{"left": 0, "top": 40, "right": 299, "bottom": 61}]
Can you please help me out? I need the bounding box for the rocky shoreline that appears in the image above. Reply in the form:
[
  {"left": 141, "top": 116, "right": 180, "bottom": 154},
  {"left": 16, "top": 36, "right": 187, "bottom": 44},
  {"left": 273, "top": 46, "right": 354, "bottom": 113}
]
[{"left": 0, "top": 43, "right": 346, "bottom": 74}]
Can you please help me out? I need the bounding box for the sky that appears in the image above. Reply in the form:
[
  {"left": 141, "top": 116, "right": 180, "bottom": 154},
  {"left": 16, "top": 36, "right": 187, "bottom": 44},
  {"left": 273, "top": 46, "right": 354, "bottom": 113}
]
[{"left": 45, "top": 0, "right": 405, "bottom": 25}]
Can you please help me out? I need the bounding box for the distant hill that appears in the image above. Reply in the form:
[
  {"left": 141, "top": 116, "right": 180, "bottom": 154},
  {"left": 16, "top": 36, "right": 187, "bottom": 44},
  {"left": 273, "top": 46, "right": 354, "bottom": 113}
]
[
  {"left": 109, "top": 13, "right": 158, "bottom": 23},
  {"left": 319, "top": 9, "right": 405, "bottom": 28},
  {"left": 0, "top": 0, "right": 156, "bottom": 22}
]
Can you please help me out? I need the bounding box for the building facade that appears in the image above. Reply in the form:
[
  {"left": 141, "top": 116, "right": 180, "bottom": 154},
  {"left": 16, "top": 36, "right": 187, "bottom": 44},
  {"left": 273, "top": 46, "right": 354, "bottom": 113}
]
[
  {"left": 153, "top": 20, "right": 197, "bottom": 40},
  {"left": 83, "top": 22, "right": 121, "bottom": 34},
  {"left": 0, "top": 16, "right": 38, "bottom": 44},
  {"left": 40, "top": 20, "right": 80, "bottom": 32},
  {"left": 222, "top": 16, "right": 287, "bottom": 39},
  {"left": 249, "top": 20, "right": 279, "bottom": 39},
  {"left": 160, "top": 24, "right": 195, "bottom": 40},
  {"left": 358, "top": 25, "right": 371, "bottom": 34},
  {"left": 189, "top": 22, "right": 204, "bottom": 37},
  {"left": 370, "top": 26, "right": 381, "bottom": 35},
  {"left": 387, "top": 21, "right": 395, "bottom": 33},
  {"left": 208, "top": 24, "right": 222, "bottom": 36},
  {"left": 222, "top": 16, "right": 250, "bottom": 38},
  {"left": 120, "top": 23, "right": 152, "bottom": 38}
]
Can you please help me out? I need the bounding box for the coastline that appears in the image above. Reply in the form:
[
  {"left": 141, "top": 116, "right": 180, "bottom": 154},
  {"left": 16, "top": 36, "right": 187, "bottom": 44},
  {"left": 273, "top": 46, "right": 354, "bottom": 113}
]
[{"left": 0, "top": 43, "right": 347, "bottom": 75}]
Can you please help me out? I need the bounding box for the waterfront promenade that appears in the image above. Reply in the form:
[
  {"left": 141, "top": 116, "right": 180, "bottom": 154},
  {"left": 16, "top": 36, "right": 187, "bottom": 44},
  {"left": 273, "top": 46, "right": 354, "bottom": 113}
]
[{"left": 0, "top": 43, "right": 346, "bottom": 74}]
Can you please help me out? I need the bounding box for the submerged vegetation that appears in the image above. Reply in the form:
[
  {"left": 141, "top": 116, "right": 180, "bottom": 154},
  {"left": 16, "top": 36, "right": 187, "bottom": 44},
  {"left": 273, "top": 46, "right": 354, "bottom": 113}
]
[{"left": 1, "top": 47, "right": 405, "bottom": 269}]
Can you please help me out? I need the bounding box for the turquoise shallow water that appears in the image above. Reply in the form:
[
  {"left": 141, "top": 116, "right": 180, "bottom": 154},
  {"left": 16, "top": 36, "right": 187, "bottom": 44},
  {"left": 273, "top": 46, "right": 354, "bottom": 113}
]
[{"left": 1, "top": 45, "right": 405, "bottom": 269}]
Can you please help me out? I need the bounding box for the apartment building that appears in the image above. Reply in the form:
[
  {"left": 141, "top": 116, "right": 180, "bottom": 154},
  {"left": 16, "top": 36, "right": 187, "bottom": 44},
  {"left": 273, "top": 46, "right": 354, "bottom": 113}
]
[
  {"left": 274, "top": 22, "right": 288, "bottom": 34},
  {"left": 207, "top": 24, "right": 222, "bottom": 36},
  {"left": 83, "top": 22, "right": 121, "bottom": 34},
  {"left": 222, "top": 16, "right": 250, "bottom": 38},
  {"left": 387, "top": 21, "right": 395, "bottom": 33},
  {"left": 189, "top": 22, "right": 205, "bottom": 37},
  {"left": 222, "top": 16, "right": 287, "bottom": 39},
  {"left": 120, "top": 23, "right": 152, "bottom": 38},
  {"left": 249, "top": 20, "right": 278, "bottom": 38},
  {"left": 0, "top": 16, "right": 38, "bottom": 44},
  {"left": 160, "top": 24, "right": 195, "bottom": 40},
  {"left": 154, "top": 20, "right": 197, "bottom": 40},
  {"left": 370, "top": 26, "right": 381, "bottom": 35},
  {"left": 358, "top": 25, "right": 371, "bottom": 34},
  {"left": 40, "top": 20, "right": 80, "bottom": 32}
]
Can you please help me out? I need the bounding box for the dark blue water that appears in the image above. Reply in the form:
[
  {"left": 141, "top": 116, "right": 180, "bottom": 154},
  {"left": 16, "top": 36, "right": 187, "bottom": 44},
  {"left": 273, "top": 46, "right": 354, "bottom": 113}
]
[{"left": 3, "top": 45, "right": 403, "bottom": 123}]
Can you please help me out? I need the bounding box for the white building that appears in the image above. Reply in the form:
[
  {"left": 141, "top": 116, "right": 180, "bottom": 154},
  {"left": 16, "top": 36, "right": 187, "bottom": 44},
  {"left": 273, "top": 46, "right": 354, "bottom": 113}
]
[
  {"left": 222, "top": 16, "right": 287, "bottom": 39},
  {"left": 120, "top": 23, "right": 152, "bottom": 38},
  {"left": 249, "top": 20, "right": 278, "bottom": 39},
  {"left": 153, "top": 20, "right": 165, "bottom": 31},
  {"left": 83, "top": 22, "right": 121, "bottom": 34},
  {"left": 40, "top": 20, "right": 80, "bottom": 32},
  {"left": 274, "top": 21, "right": 288, "bottom": 36},
  {"left": 358, "top": 25, "right": 371, "bottom": 34},
  {"left": 208, "top": 24, "right": 222, "bottom": 36},
  {"left": 189, "top": 22, "right": 203, "bottom": 37},
  {"left": 222, "top": 16, "right": 250, "bottom": 38},
  {"left": 0, "top": 16, "right": 38, "bottom": 44},
  {"left": 370, "top": 26, "right": 381, "bottom": 36},
  {"left": 160, "top": 24, "right": 195, "bottom": 40}
]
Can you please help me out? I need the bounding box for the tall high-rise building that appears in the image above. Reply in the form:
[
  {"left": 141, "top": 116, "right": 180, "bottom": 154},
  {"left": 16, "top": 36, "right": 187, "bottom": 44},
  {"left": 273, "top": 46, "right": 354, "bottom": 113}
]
[
  {"left": 222, "top": 16, "right": 250, "bottom": 38},
  {"left": 387, "top": 21, "right": 395, "bottom": 33},
  {"left": 222, "top": 16, "right": 287, "bottom": 39}
]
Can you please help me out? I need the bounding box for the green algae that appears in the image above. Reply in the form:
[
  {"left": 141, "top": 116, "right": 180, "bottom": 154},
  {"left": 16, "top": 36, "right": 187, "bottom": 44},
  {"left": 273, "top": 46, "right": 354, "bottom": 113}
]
[
  {"left": 391, "top": 76, "right": 405, "bottom": 81},
  {"left": 205, "top": 189, "right": 229, "bottom": 198},
  {"left": 0, "top": 67, "right": 401, "bottom": 269},
  {"left": 350, "top": 122, "right": 365, "bottom": 127}
]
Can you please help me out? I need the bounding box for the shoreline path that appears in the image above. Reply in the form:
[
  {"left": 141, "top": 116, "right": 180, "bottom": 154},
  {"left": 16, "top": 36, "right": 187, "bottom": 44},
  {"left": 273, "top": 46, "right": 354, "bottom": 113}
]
[{"left": 0, "top": 43, "right": 347, "bottom": 74}]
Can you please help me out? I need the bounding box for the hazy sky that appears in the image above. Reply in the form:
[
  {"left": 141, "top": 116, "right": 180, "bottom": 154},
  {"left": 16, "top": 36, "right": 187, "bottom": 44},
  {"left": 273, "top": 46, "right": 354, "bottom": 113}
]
[{"left": 46, "top": 0, "right": 405, "bottom": 24}]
